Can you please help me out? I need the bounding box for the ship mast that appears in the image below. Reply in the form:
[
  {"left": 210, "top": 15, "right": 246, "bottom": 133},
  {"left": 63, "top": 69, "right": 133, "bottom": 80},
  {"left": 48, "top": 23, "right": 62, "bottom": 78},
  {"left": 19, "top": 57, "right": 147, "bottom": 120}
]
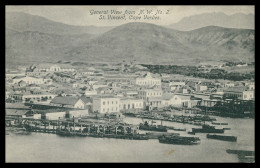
[{"left": 204, "top": 106, "right": 207, "bottom": 126}]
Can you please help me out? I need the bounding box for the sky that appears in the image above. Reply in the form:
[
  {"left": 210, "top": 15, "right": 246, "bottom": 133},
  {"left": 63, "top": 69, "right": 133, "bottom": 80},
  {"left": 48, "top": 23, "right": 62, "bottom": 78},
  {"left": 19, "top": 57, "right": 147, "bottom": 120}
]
[{"left": 6, "top": 5, "right": 254, "bottom": 27}]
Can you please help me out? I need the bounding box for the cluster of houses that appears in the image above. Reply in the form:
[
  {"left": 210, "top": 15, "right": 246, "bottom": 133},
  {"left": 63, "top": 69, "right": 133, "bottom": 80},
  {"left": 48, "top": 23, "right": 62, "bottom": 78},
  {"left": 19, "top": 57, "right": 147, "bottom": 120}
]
[{"left": 6, "top": 63, "right": 255, "bottom": 120}]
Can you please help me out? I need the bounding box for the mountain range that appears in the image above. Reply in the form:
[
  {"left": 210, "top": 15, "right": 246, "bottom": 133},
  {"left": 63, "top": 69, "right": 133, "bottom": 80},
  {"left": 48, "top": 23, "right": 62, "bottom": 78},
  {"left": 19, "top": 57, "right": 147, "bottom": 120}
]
[
  {"left": 6, "top": 12, "right": 114, "bottom": 35},
  {"left": 167, "top": 12, "right": 254, "bottom": 31},
  {"left": 6, "top": 12, "right": 255, "bottom": 65}
]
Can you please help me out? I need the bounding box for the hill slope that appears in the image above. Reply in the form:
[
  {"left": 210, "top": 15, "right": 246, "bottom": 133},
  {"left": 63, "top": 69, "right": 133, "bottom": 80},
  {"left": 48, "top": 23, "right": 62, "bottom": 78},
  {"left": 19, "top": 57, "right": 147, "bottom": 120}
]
[
  {"left": 167, "top": 12, "right": 254, "bottom": 31},
  {"left": 6, "top": 22, "right": 255, "bottom": 65},
  {"left": 6, "top": 12, "right": 114, "bottom": 35},
  {"left": 65, "top": 23, "right": 254, "bottom": 64},
  {"left": 6, "top": 28, "right": 95, "bottom": 65}
]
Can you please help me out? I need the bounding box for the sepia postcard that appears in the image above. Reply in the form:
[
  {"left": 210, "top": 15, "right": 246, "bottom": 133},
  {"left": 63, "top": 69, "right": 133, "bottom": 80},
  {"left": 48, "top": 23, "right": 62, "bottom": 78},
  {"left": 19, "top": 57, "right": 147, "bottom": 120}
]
[{"left": 5, "top": 5, "right": 255, "bottom": 163}]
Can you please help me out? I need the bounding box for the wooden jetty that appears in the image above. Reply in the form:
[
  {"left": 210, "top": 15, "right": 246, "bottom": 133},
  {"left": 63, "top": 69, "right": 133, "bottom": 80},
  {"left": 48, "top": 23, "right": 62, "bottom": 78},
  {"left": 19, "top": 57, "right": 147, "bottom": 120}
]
[{"left": 5, "top": 117, "right": 147, "bottom": 140}]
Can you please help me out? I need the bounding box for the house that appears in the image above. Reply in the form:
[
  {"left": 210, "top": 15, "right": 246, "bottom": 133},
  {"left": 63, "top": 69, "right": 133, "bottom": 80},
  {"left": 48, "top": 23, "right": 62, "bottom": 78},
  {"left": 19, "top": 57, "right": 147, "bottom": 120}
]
[
  {"left": 162, "top": 94, "right": 192, "bottom": 108},
  {"left": 138, "top": 88, "right": 163, "bottom": 103},
  {"left": 72, "top": 82, "right": 78, "bottom": 88},
  {"left": 224, "top": 82, "right": 235, "bottom": 88},
  {"left": 5, "top": 103, "right": 41, "bottom": 119},
  {"left": 41, "top": 109, "right": 66, "bottom": 120},
  {"left": 47, "top": 85, "right": 56, "bottom": 91},
  {"left": 223, "top": 87, "right": 254, "bottom": 100},
  {"left": 12, "top": 76, "right": 44, "bottom": 85},
  {"left": 8, "top": 90, "right": 56, "bottom": 103},
  {"left": 96, "top": 87, "right": 113, "bottom": 94},
  {"left": 119, "top": 98, "right": 144, "bottom": 111},
  {"left": 79, "top": 96, "right": 92, "bottom": 111},
  {"left": 50, "top": 96, "right": 85, "bottom": 109},
  {"left": 33, "top": 63, "right": 75, "bottom": 72},
  {"left": 6, "top": 108, "right": 41, "bottom": 119},
  {"left": 92, "top": 82, "right": 108, "bottom": 90},
  {"left": 26, "top": 84, "right": 41, "bottom": 90},
  {"left": 123, "top": 90, "right": 139, "bottom": 98},
  {"left": 200, "top": 99, "right": 219, "bottom": 107},
  {"left": 169, "top": 81, "right": 186, "bottom": 86},
  {"left": 6, "top": 72, "right": 25, "bottom": 80},
  {"left": 147, "top": 97, "right": 163, "bottom": 110},
  {"left": 195, "top": 84, "right": 208, "bottom": 92},
  {"left": 92, "top": 95, "right": 120, "bottom": 114},
  {"left": 105, "top": 75, "right": 132, "bottom": 84},
  {"left": 18, "top": 80, "right": 27, "bottom": 87},
  {"left": 85, "top": 88, "right": 98, "bottom": 96},
  {"left": 135, "top": 72, "right": 161, "bottom": 87},
  {"left": 245, "top": 82, "right": 255, "bottom": 91}
]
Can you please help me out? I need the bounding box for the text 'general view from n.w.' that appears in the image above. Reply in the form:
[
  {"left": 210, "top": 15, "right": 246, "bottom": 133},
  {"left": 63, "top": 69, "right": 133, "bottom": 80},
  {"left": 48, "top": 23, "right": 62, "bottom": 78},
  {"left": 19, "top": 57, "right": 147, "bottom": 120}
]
[{"left": 5, "top": 5, "right": 255, "bottom": 163}]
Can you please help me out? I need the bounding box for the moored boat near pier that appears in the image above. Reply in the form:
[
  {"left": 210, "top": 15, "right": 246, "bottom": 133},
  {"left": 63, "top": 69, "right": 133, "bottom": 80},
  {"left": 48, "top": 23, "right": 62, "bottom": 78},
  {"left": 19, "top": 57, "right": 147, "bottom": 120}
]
[
  {"left": 207, "top": 134, "right": 237, "bottom": 142},
  {"left": 158, "top": 135, "right": 200, "bottom": 145},
  {"left": 191, "top": 125, "right": 224, "bottom": 134}
]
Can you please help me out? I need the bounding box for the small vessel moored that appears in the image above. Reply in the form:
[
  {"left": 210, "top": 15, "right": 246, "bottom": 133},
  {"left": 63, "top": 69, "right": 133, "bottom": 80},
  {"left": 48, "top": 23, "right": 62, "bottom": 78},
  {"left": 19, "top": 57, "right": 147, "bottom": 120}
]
[
  {"left": 223, "top": 128, "right": 231, "bottom": 130},
  {"left": 207, "top": 134, "right": 237, "bottom": 142},
  {"left": 139, "top": 121, "right": 167, "bottom": 132},
  {"left": 192, "top": 125, "right": 224, "bottom": 134},
  {"left": 158, "top": 135, "right": 200, "bottom": 145}
]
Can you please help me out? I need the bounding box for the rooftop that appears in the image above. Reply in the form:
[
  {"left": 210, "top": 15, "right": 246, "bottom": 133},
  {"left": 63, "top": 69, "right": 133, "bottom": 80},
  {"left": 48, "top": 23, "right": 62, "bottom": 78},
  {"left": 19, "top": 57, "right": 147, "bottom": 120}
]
[
  {"left": 50, "top": 96, "right": 80, "bottom": 106},
  {"left": 224, "top": 86, "right": 248, "bottom": 93}
]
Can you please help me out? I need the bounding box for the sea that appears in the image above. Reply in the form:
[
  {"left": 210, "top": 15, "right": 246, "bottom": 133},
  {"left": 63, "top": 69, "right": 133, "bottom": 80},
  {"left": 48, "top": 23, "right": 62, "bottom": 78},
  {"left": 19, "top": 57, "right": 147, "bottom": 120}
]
[{"left": 5, "top": 116, "right": 254, "bottom": 162}]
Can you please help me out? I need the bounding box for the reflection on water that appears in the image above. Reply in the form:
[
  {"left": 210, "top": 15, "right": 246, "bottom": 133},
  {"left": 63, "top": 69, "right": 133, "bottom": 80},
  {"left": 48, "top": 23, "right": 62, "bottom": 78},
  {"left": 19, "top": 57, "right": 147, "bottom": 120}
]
[{"left": 6, "top": 116, "right": 254, "bottom": 162}]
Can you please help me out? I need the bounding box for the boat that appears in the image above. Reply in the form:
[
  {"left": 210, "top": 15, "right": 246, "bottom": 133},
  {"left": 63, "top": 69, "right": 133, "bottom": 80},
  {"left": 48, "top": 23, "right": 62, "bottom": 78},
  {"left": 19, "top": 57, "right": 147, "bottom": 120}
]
[
  {"left": 220, "top": 123, "right": 228, "bottom": 125},
  {"left": 223, "top": 128, "right": 231, "bottom": 130},
  {"left": 132, "top": 134, "right": 149, "bottom": 140},
  {"left": 172, "top": 128, "right": 186, "bottom": 131},
  {"left": 207, "top": 134, "right": 237, "bottom": 142},
  {"left": 158, "top": 135, "right": 200, "bottom": 145},
  {"left": 192, "top": 125, "right": 224, "bottom": 134},
  {"left": 139, "top": 121, "right": 167, "bottom": 132},
  {"left": 226, "top": 149, "right": 255, "bottom": 156},
  {"left": 188, "top": 131, "right": 195, "bottom": 135},
  {"left": 123, "top": 112, "right": 136, "bottom": 117},
  {"left": 192, "top": 107, "right": 224, "bottom": 134},
  {"left": 146, "top": 132, "right": 180, "bottom": 139},
  {"left": 165, "top": 126, "right": 175, "bottom": 130},
  {"left": 212, "top": 122, "right": 228, "bottom": 125}
]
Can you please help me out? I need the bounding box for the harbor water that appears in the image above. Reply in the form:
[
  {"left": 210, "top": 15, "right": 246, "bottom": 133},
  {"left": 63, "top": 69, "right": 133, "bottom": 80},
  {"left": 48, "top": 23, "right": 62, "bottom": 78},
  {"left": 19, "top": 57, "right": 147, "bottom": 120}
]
[{"left": 6, "top": 116, "right": 254, "bottom": 162}]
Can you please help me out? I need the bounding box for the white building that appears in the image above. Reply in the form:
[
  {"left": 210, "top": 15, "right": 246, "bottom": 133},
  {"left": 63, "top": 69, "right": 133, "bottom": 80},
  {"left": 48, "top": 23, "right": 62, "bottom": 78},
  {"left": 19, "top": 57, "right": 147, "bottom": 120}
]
[
  {"left": 8, "top": 91, "right": 56, "bottom": 103},
  {"left": 224, "top": 83, "right": 235, "bottom": 88},
  {"left": 119, "top": 98, "right": 144, "bottom": 110},
  {"left": 92, "top": 96, "right": 120, "bottom": 113},
  {"left": 33, "top": 64, "right": 75, "bottom": 72},
  {"left": 45, "top": 111, "right": 66, "bottom": 120},
  {"left": 162, "top": 94, "right": 192, "bottom": 108},
  {"left": 135, "top": 72, "right": 161, "bottom": 87},
  {"left": 169, "top": 81, "right": 185, "bottom": 86},
  {"left": 196, "top": 84, "right": 208, "bottom": 92},
  {"left": 85, "top": 89, "right": 98, "bottom": 96},
  {"left": 50, "top": 96, "right": 85, "bottom": 109},
  {"left": 223, "top": 87, "right": 254, "bottom": 100},
  {"left": 138, "top": 88, "right": 163, "bottom": 102},
  {"left": 12, "top": 76, "right": 44, "bottom": 85},
  {"left": 6, "top": 72, "right": 25, "bottom": 80},
  {"left": 245, "top": 82, "right": 255, "bottom": 91}
]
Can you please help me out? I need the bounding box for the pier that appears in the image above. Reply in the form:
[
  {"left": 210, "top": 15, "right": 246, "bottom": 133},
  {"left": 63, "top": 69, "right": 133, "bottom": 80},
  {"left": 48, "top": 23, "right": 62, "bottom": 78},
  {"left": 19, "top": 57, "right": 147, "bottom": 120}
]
[{"left": 5, "top": 116, "right": 142, "bottom": 139}]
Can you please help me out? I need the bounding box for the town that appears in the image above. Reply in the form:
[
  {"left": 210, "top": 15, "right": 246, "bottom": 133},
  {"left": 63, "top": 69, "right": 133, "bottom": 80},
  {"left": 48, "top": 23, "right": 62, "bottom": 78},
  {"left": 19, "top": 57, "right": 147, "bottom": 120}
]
[
  {"left": 5, "top": 61, "right": 255, "bottom": 160},
  {"left": 6, "top": 62, "right": 254, "bottom": 119}
]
